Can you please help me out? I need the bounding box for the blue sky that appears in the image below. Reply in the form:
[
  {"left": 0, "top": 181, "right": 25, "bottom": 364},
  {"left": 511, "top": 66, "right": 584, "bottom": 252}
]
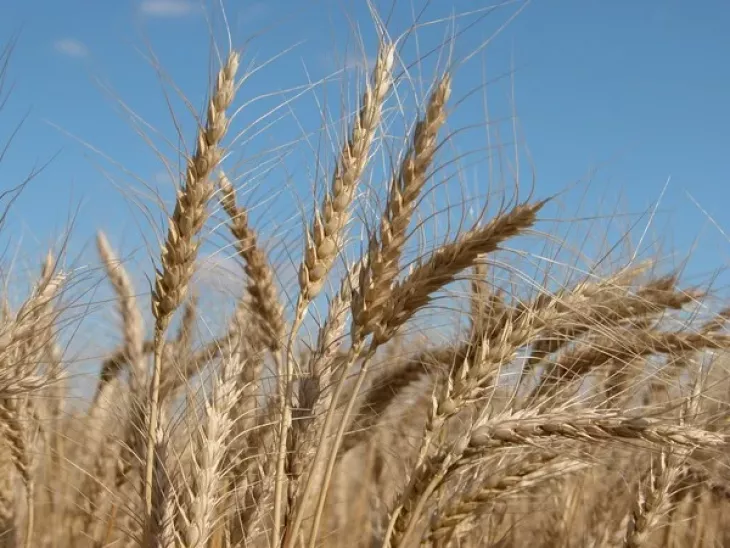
[{"left": 1, "top": 0, "right": 729, "bottom": 384}]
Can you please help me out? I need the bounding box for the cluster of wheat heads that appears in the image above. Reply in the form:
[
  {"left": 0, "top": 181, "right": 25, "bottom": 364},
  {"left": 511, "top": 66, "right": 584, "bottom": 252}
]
[{"left": 2, "top": 23, "right": 730, "bottom": 548}]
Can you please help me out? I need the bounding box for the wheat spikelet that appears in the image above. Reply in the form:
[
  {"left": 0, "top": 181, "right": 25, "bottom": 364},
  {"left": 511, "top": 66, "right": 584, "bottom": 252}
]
[
  {"left": 532, "top": 329, "right": 730, "bottom": 402},
  {"left": 526, "top": 272, "right": 700, "bottom": 370},
  {"left": 466, "top": 410, "right": 727, "bottom": 450},
  {"left": 376, "top": 199, "right": 546, "bottom": 344}
]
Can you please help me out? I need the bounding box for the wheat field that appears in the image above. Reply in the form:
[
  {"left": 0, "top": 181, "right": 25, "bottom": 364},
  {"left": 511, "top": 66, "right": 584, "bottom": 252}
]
[{"left": 1, "top": 3, "right": 729, "bottom": 547}]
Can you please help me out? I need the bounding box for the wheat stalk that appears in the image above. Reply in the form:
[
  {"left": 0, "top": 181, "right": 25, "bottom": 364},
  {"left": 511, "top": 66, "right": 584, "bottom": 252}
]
[
  {"left": 279, "top": 42, "right": 395, "bottom": 543},
  {"left": 144, "top": 50, "right": 240, "bottom": 543}
]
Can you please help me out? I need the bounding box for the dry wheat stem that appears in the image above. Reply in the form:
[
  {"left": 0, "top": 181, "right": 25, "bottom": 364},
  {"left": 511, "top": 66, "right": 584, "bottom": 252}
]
[
  {"left": 144, "top": 50, "right": 239, "bottom": 543},
  {"left": 287, "top": 266, "right": 359, "bottom": 519},
  {"left": 279, "top": 42, "right": 395, "bottom": 544}
]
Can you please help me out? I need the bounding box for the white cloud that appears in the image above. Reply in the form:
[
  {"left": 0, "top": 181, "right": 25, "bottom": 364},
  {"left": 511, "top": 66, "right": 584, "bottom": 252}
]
[
  {"left": 139, "top": 0, "right": 196, "bottom": 17},
  {"left": 54, "top": 38, "right": 89, "bottom": 58}
]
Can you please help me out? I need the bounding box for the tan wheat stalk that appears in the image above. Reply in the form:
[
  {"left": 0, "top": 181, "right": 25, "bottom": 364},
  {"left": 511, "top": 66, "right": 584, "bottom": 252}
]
[
  {"left": 233, "top": 399, "right": 280, "bottom": 545},
  {"left": 0, "top": 261, "right": 64, "bottom": 548},
  {"left": 316, "top": 198, "right": 548, "bottom": 547},
  {"left": 375, "top": 199, "right": 546, "bottom": 344},
  {"left": 526, "top": 273, "right": 700, "bottom": 371},
  {"left": 295, "top": 42, "right": 395, "bottom": 312},
  {"left": 147, "top": 408, "right": 177, "bottom": 548},
  {"left": 279, "top": 42, "right": 395, "bottom": 543},
  {"left": 391, "top": 402, "right": 722, "bottom": 547},
  {"left": 1, "top": 270, "right": 65, "bottom": 375},
  {"left": 290, "top": 73, "right": 455, "bottom": 547},
  {"left": 382, "top": 259, "right": 553, "bottom": 546},
  {"left": 646, "top": 307, "right": 730, "bottom": 400},
  {"left": 94, "top": 232, "right": 148, "bottom": 526},
  {"left": 218, "top": 301, "right": 267, "bottom": 545},
  {"left": 286, "top": 265, "right": 359, "bottom": 522},
  {"left": 144, "top": 50, "right": 240, "bottom": 538},
  {"left": 383, "top": 309, "right": 723, "bottom": 546},
  {"left": 0, "top": 399, "right": 36, "bottom": 548},
  {"left": 0, "top": 437, "right": 17, "bottom": 548},
  {"left": 466, "top": 409, "right": 727, "bottom": 450}
]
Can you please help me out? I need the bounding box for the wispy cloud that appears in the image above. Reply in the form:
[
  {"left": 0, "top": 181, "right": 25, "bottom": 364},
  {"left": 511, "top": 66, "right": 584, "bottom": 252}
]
[
  {"left": 54, "top": 38, "right": 89, "bottom": 58},
  {"left": 320, "top": 50, "right": 376, "bottom": 77},
  {"left": 139, "top": 0, "right": 196, "bottom": 17},
  {"left": 342, "top": 50, "right": 376, "bottom": 73}
]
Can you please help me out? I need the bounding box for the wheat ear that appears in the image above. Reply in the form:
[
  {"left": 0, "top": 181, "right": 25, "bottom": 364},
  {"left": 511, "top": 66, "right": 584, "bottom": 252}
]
[
  {"left": 427, "top": 455, "right": 588, "bottom": 544},
  {"left": 624, "top": 451, "right": 682, "bottom": 548},
  {"left": 218, "top": 171, "right": 285, "bottom": 353},
  {"left": 352, "top": 74, "right": 452, "bottom": 342},
  {"left": 182, "top": 326, "right": 248, "bottom": 547},
  {"left": 296, "top": 42, "right": 395, "bottom": 312},
  {"left": 96, "top": 231, "right": 145, "bottom": 396}
]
